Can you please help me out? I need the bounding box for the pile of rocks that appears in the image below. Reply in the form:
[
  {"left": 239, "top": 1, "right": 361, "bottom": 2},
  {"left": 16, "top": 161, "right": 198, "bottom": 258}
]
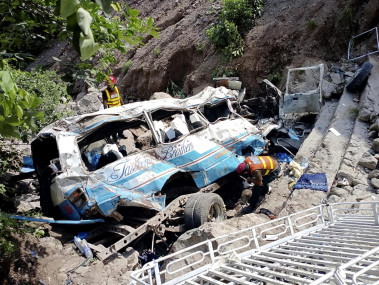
[{"left": 330, "top": 56, "right": 379, "bottom": 204}]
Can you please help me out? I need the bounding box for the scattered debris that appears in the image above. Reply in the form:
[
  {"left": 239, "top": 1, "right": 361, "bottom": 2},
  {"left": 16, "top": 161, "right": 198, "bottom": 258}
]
[
  {"left": 258, "top": 208, "right": 276, "bottom": 219},
  {"left": 213, "top": 77, "right": 242, "bottom": 90}
]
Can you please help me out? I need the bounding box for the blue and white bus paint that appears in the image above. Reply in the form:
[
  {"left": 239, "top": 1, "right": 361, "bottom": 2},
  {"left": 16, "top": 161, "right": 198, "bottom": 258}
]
[{"left": 32, "top": 87, "right": 274, "bottom": 220}]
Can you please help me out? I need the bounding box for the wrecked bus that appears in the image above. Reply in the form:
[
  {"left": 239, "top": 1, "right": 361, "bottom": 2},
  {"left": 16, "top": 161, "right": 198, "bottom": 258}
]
[{"left": 31, "top": 86, "right": 271, "bottom": 259}]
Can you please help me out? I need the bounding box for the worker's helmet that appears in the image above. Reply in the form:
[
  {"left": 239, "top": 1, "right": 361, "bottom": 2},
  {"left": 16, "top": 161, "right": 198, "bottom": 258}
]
[
  {"left": 106, "top": 76, "right": 117, "bottom": 86},
  {"left": 236, "top": 163, "right": 247, "bottom": 174}
]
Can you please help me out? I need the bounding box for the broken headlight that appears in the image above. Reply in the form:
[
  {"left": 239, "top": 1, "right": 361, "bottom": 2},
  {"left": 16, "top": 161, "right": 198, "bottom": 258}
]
[{"left": 67, "top": 187, "right": 88, "bottom": 210}]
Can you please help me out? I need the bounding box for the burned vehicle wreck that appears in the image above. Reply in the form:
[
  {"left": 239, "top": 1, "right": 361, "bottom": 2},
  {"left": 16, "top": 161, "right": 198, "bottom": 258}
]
[{"left": 31, "top": 86, "right": 273, "bottom": 260}]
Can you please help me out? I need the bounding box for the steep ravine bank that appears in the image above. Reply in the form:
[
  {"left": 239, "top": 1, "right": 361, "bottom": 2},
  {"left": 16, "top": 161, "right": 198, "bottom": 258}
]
[
  {"left": 30, "top": 0, "right": 379, "bottom": 99},
  {"left": 119, "top": 0, "right": 379, "bottom": 98}
]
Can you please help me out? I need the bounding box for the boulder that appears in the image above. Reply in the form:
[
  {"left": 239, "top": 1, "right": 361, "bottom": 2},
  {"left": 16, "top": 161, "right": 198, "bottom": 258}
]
[
  {"left": 373, "top": 138, "right": 379, "bottom": 152},
  {"left": 321, "top": 80, "right": 336, "bottom": 100},
  {"left": 368, "top": 169, "right": 379, "bottom": 179},
  {"left": 328, "top": 195, "right": 343, "bottom": 203},
  {"left": 330, "top": 72, "right": 342, "bottom": 85},
  {"left": 368, "top": 131, "right": 378, "bottom": 139},
  {"left": 150, "top": 92, "right": 172, "bottom": 100},
  {"left": 369, "top": 119, "right": 379, "bottom": 131},
  {"left": 358, "top": 152, "right": 377, "bottom": 170},
  {"left": 329, "top": 187, "right": 350, "bottom": 197},
  {"left": 358, "top": 108, "right": 372, "bottom": 122},
  {"left": 371, "top": 178, "right": 379, "bottom": 189},
  {"left": 75, "top": 92, "right": 103, "bottom": 114}
]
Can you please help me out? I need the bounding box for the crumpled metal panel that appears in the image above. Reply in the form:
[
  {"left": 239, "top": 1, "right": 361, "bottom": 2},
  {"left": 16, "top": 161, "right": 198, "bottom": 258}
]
[
  {"left": 37, "top": 87, "right": 239, "bottom": 138},
  {"left": 33, "top": 86, "right": 270, "bottom": 219}
]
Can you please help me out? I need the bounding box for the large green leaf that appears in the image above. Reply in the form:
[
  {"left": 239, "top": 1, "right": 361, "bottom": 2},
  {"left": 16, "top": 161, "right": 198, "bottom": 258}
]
[
  {"left": 60, "top": 0, "right": 79, "bottom": 18},
  {"left": 66, "top": 13, "right": 79, "bottom": 32},
  {"left": 16, "top": 105, "right": 23, "bottom": 119},
  {"left": 79, "top": 30, "right": 99, "bottom": 60},
  {"left": 76, "top": 8, "right": 92, "bottom": 36},
  {"left": 95, "top": 0, "right": 112, "bottom": 14},
  {"left": 1, "top": 71, "right": 14, "bottom": 94},
  {"left": 128, "top": 9, "right": 139, "bottom": 17},
  {"left": 2, "top": 100, "right": 10, "bottom": 117}
]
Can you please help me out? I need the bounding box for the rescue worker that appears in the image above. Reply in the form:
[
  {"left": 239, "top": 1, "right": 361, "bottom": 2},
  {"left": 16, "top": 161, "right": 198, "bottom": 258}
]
[
  {"left": 102, "top": 75, "right": 124, "bottom": 109},
  {"left": 236, "top": 155, "right": 280, "bottom": 214}
]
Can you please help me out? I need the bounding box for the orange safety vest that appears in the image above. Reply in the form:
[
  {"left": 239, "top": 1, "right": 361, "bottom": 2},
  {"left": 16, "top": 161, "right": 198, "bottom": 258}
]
[
  {"left": 105, "top": 86, "right": 121, "bottom": 108},
  {"left": 245, "top": 156, "right": 278, "bottom": 176}
]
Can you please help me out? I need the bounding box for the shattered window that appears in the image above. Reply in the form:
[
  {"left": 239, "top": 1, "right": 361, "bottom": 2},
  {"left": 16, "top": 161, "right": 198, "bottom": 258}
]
[
  {"left": 201, "top": 101, "right": 231, "bottom": 123},
  {"left": 151, "top": 109, "right": 206, "bottom": 143},
  {"left": 78, "top": 118, "right": 155, "bottom": 171}
]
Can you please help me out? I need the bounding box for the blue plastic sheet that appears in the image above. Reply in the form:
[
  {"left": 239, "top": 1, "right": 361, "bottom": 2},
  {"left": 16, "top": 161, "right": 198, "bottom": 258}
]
[
  {"left": 293, "top": 173, "right": 328, "bottom": 192},
  {"left": 277, "top": 153, "right": 292, "bottom": 163}
]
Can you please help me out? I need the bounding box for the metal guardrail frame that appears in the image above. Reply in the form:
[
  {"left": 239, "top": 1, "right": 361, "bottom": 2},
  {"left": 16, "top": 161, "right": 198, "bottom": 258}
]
[
  {"left": 348, "top": 27, "right": 379, "bottom": 61},
  {"left": 130, "top": 202, "right": 379, "bottom": 285}
]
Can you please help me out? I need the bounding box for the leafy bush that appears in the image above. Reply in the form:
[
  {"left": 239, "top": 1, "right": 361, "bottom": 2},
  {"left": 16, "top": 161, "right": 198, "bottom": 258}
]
[
  {"left": 0, "top": 61, "right": 44, "bottom": 139},
  {"left": 207, "top": 0, "right": 264, "bottom": 60},
  {"left": 222, "top": 0, "right": 250, "bottom": 36},
  {"left": 12, "top": 68, "right": 72, "bottom": 128},
  {"left": 0, "top": 0, "right": 62, "bottom": 55},
  {"left": 207, "top": 20, "right": 244, "bottom": 61}
]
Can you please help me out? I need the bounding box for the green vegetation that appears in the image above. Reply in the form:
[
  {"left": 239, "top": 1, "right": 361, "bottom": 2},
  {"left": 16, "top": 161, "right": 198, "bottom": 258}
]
[
  {"left": 122, "top": 60, "right": 133, "bottom": 74},
  {"left": 212, "top": 66, "right": 238, "bottom": 78},
  {"left": 0, "top": 213, "right": 19, "bottom": 259},
  {"left": 196, "top": 41, "right": 206, "bottom": 52},
  {"left": 206, "top": 0, "right": 264, "bottom": 61},
  {"left": 308, "top": 18, "right": 318, "bottom": 30},
  {"left": 12, "top": 68, "right": 72, "bottom": 128},
  {"left": 267, "top": 71, "right": 282, "bottom": 84},
  {"left": 166, "top": 80, "right": 186, "bottom": 98},
  {"left": 154, "top": 48, "right": 160, "bottom": 57},
  {"left": 348, "top": 107, "right": 359, "bottom": 118},
  {"left": 0, "top": 60, "right": 44, "bottom": 139},
  {"left": 207, "top": 20, "right": 244, "bottom": 61},
  {"left": 0, "top": 0, "right": 62, "bottom": 56},
  {"left": 222, "top": 0, "right": 263, "bottom": 36}
]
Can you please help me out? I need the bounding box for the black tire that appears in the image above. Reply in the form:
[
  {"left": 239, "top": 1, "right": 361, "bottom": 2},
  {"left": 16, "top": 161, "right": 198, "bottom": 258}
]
[
  {"left": 346, "top": 62, "right": 373, "bottom": 93},
  {"left": 184, "top": 193, "right": 225, "bottom": 230}
]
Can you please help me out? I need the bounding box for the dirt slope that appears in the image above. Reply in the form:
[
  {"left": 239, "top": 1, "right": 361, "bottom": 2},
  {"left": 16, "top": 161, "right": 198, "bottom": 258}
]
[{"left": 116, "top": 0, "right": 379, "bottom": 99}]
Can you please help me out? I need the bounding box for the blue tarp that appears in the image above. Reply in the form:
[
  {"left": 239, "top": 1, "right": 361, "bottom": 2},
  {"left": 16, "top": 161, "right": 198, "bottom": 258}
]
[
  {"left": 293, "top": 173, "right": 328, "bottom": 192},
  {"left": 21, "top": 156, "right": 35, "bottom": 173}
]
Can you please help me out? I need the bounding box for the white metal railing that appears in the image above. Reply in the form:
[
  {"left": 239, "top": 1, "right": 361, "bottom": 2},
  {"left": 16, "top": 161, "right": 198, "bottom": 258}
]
[{"left": 130, "top": 202, "right": 379, "bottom": 285}]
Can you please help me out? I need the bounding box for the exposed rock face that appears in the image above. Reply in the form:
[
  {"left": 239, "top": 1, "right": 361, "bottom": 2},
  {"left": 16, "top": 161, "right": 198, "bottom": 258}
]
[{"left": 114, "top": 0, "right": 379, "bottom": 98}]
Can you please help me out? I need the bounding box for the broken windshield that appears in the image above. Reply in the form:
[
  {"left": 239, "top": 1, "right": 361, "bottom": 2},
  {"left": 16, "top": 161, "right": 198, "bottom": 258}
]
[
  {"left": 78, "top": 117, "right": 155, "bottom": 171},
  {"left": 150, "top": 109, "right": 207, "bottom": 143}
]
